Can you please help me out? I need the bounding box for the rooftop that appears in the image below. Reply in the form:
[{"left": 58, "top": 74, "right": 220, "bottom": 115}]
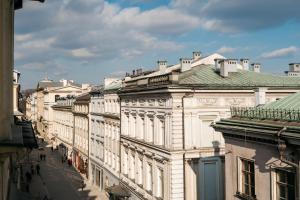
[{"left": 179, "top": 65, "right": 300, "bottom": 89}]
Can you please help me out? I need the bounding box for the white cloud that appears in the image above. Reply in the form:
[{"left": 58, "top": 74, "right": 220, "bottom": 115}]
[
  {"left": 70, "top": 48, "right": 95, "bottom": 58},
  {"left": 217, "top": 46, "right": 236, "bottom": 54},
  {"left": 261, "top": 46, "right": 298, "bottom": 59},
  {"left": 171, "top": 0, "right": 300, "bottom": 33},
  {"left": 15, "top": 34, "right": 33, "bottom": 42}
]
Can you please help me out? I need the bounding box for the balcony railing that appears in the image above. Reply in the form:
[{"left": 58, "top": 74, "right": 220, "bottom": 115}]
[{"left": 230, "top": 107, "right": 300, "bottom": 122}]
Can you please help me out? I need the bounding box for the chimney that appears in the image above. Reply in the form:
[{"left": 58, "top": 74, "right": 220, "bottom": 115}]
[
  {"left": 157, "top": 60, "right": 167, "bottom": 72},
  {"left": 214, "top": 58, "right": 224, "bottom": 71},
  {"left": 255, "top": 87, "right": 267, "bottom": 106},
  {"left": 193, "top": 51, "right": 202, "bottom": 61},
  {"left": 240, "top": 59, "right": 249, "bottom": 70},
  {"left": 60, "top": 79, "right": 68, "bottom": 87},
  {"left": 180, "top": 58, "right": 193, "bottom": 72},
  {"left": 220, "top": 59, "right": 238, "bottom": 77},
  {"left": 251, "top": 63, "right": 261, "bottom": 73},
  {"left": 289, "top": 63, "right": 300, "bottom": 72},
  {"left": 125, "top": 72, "right": 131, "bottom": 81}
]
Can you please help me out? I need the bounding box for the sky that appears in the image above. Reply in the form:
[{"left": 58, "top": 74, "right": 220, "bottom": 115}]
[{"left": 14, "top": 0, "right": 300, "bottom": 89}]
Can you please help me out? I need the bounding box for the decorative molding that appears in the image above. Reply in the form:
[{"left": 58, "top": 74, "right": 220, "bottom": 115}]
[
  {"left": 225, "top": 98, "right": 245, "bottom": 106},
  {"left": 198, "top": 98, "right": 217, "bottom": 106}
]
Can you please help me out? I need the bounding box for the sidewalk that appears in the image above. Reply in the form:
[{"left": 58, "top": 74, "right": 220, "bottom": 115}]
[{"left": 28, "top": 136, "right": 109, "bottom": 200}]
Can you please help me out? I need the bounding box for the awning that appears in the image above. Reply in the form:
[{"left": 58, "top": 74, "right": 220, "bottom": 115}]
[
  {"left": 105, "top": 185, "right": 131, "bottom": 197},
  {"left": 16, "top": 121, "right": 38, "bottom": 149}
]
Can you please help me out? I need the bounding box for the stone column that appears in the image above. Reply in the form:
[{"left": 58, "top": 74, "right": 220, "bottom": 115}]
[{"left": 0, "top": 0, "right": 14, "bottom": 140}]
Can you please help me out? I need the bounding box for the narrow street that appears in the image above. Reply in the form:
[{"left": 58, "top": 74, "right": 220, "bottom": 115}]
[{"left": 26, "top": 137, "right": 106, "bottom": 200}]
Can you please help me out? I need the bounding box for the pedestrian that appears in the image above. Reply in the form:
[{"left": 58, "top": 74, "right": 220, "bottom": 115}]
[
  {"left": 81, "top": 180, "right": 85, "bottom": 191},
  {"left": 25, "top": 171, "right": 31, "bottom": 183},
  {"left": 43, "top": 195, "right": 49, "bottom": 200},
  {"left": 30, "top": 164, "right": 35, "bottom": 175},
  {"left": 40, "top": 154, "right": 42, "bottom": 161},
  {"left": 36, "top": 164, "right": 40, "bottom": 175}
]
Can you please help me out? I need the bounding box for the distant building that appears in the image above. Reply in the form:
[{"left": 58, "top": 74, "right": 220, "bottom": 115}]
[
  {"left": 36, "top": 79, "right": 84, "bottom": 139},
  {"left": 73, "top": 93, "right": 90, "bottom": 178},
  {"left": 213, "top": 92, "right": 300, "bottom": 200},
  {"left": 52, "top": 96, "right": 76, "bottom": 159},
  {"left": 89, "top": 79, "right": 124, "bottom": 198}
]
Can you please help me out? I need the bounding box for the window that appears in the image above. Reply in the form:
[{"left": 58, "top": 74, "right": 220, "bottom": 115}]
[
  {"left": 240, "top": 159, "right": 255, "bottom": 198},
  {"left": 157, "top": 168, "right": 164, "bottom": 198},
  {"left": 276, "top": 169, "right": 295, "bottom": 200},
  {"left": 137, "top": 157, "right": 143, "bottom": 186},
  {"left": 146, "top": 162, "right": 153, "bottom": 193}
]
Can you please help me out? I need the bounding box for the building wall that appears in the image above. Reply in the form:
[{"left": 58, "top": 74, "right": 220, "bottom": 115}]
[
  {"left": 53, "top": 108, "right": 74, "bottom": 158},
  {"left": 119, "top": 89, "right": 298, "bottom": 200},
  {"left": 89, "top": 91, "right": 121, "bottom": 190},
  {"left": 224, "top": 137, "right": 293, "bottom": 200}
]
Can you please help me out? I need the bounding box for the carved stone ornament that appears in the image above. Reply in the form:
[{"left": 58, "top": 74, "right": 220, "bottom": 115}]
[
  {"left": 158, "top": 99, "right": 166, "bottom": 106},
  {"left": 138, "top": 99, "right": 145, "bottom": 106},
  {"left": 148, "top": 99, "right": 155, "bottom": 106},
  {"left": 198, "top": 98, "right": 217, "bottom": 105},
  {"left": 225, "top": 98, "right": 245, "bottom": 106}
]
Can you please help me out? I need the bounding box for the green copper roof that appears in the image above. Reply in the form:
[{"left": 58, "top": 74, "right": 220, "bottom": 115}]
[
  {"left": 263, "top": 92, "right": 300, "bottom": 110},
  {"left": 179, "top": 65, "right": 300, "bottom": 88}
]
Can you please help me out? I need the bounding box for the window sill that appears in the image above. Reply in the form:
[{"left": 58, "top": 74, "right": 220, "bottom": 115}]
[{"left": 235, "top": 192, "right": 257, "bottom": 200}]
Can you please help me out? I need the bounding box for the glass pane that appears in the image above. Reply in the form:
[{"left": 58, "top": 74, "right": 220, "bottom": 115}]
[
  {"left": 251, "top": 186, "right": 255, "bottom": 196},
  {"left": 244, "top": 174, "right": 249, "bottom": 184},
  {"left": 251, "top": 174, "right": 255, "bottom": 186},
  {"left": 278, "top": 185, "right": 286, "bottom": 198},
  {"left": 250, "top": 162, "right": 254, "bottom": 173},
  {"left": 287, "top": 173, "right": 295, "bottom": 185},
  {"left": 244, "top": 184, "right": 249, "bottom": 194},
  {"left": 244, "top": 161, "right": 249, "bottom": 171},
  {"left": 288, "top": 187, "right": 295, "bottom": 200},
  {"left": 277, "top": 171, "right": 286, "bottom": 183}
]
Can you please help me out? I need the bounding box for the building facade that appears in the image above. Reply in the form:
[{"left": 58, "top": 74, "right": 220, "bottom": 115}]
[
  {"left": 118, "top": 52, "right": 300, "bottom": 200},
  {"left": 73, "top": 93, "right": 90, "bottom": 177},
  {"left": 213, "top": 92, "right": 300, "bottom": 200},
  {"left": 89, "top": 79, "right": 122, "bottom": 193},
  {"left": 52, "top": 96, "right": 76, "bottom": 159}
]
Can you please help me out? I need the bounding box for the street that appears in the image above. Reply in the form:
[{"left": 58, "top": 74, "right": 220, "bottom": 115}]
[{"left": 26, "top": 137, "right": 105, "bottom": 200}]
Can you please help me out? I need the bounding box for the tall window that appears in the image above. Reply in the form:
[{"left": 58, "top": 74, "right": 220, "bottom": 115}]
[
  {"left": 157, "top": 168, "right": 164, "bottom": 198},
  {"left": 241, "top": 159, "right": 255, "bottom": 198},
  {"left": 137, "top": 157, "right": 143, "bottom": 186},
  {"left": 276, "top": 169, "right": 295, "bottom": 200},
  {"left": 123, "top": 150, "right": 128, "bottom": 175},
  {"left": 148, "top": 118, "right": 154, "bottom": 143},
  {"left": 146, "top": 163, "right": 153, "bottom": 192}
]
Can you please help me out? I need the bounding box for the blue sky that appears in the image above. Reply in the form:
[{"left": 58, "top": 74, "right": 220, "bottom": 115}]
[{"left": 14, "top": 0, "right": 300, "bottom": 89}]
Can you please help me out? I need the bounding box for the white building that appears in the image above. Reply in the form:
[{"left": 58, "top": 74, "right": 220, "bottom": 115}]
[
  {"left": 43, "top": 80, "right": 83, "bottom": 140},
  {"left": 52, "top": 96, "right": 76, "bottom": 159},
  {"left": 26, "top": 92, "right": 38, "bottom": 122},
  {"left": 73, "top": 93, "right": 90, "bottom": 177},
  {"left": 119, "top": 52, "right": 300, "bottom": 200},
  {"left": 89, "top": 79, "right": 122, "bottom": 193}
]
